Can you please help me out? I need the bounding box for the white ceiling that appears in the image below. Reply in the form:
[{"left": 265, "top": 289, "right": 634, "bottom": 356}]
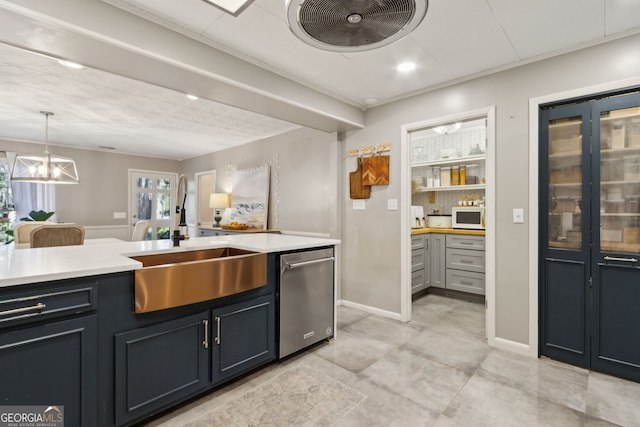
[
  {"left": 1, "top": 0, "right": 640, "bottom": 160},
  {"left": 111, "top": 0, "right": 640, "bottom": 105}
]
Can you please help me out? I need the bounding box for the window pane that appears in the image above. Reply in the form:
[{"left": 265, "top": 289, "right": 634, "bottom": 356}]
[
  {"left": 548, "top": 116, "right": 582, "bottom": 250},
  {"left": 156, "top": 226, "right": 170, "bottom": 240},
  {"left": 156, "top": 193, "right": 171, "bottom": 220},
  {"left": 136, "top": 193, "right": 153, "bottom": 220},
  {"left": 157, "top": 179, "right": 171, "bottom": 190},
  {"left": 600, "top": 106, "right": 640, "bottom": 253},
  {"left": 137, "top": 178, "right": 153, "bottom": 189}
]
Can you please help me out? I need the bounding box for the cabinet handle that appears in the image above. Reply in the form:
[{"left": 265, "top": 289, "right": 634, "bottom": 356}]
[
  {"left": 202, "top": 319, "right": 209, "bottom": 349},
  {"left": 460, "top": 241, "right": 474, "bottom": 245},
  {"left": 460, "top": 280, "right": 474, "bottom": 285},
  {"left": 604, "top": 256, "right": 637, "bottom": 263},
  {"left": 0, "top": 302, "right": 46, "bottom": 317},
  {"left": 215, "top": 316, "right": 221, "bottom": 345},
  {"left": 460, "top": 259, "right": 474, "bottom": 264}
]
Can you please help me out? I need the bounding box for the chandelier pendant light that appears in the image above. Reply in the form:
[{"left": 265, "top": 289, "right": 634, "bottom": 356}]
[{"left": 11, "top": 111, "right": 79, "bottom": 184}]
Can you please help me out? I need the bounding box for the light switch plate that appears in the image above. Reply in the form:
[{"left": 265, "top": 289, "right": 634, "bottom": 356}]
[
  {"left": 353, "top": 200, "right": 365, "bottom": 210},
  {"left": 113, "top": 212, "right": 127, "bottom": 219},
  {"left": 513, "top": 208, "right": 524, "bottom": 223},
  {"left": 387, "top": 199, "right": 398, "bottom": 210}
]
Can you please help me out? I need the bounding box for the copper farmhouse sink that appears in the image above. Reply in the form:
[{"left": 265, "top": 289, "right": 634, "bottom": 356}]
[{"left": 129, "top": 248, "right": 267, "bottom": 313}]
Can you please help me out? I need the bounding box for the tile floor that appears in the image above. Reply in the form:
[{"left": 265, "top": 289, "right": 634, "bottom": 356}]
[{"left": 147, "top": 293, "right": 640, "bottom": 426}]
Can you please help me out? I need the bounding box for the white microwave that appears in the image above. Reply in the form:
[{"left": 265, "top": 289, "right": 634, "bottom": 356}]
[{"left": 452, "top": 207, "right": 485, "bottom": 230}]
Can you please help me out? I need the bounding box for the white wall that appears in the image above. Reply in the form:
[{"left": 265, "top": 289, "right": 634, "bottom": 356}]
[{"left": 343, "top": 33, "right": 640, "bottom": 346}]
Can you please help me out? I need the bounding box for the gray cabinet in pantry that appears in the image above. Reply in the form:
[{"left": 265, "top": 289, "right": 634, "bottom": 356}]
[
  {"left": 411, "top": 233, "right": 446, "bottom": 294},
  {"left": 445, "top": 234, "right": 485, "bottom": 295},
  {"left": 411, "top": 235, "right": 427, "bottom": 293}
]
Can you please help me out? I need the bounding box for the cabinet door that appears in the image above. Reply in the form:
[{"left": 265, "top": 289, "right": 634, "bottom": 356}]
[
  {"left": 0, "top": 315, "right": 98, "bottom": 427},
  {"left": 540, "top": 102, "right": 591, "bottom": 368},
  {"left": 115, "top": 311, "right": 209, "bottom": 426},
  {"left": 211, "top": 294, "right": 276, "bottom": 385},
  {"left": 429, "top": 234, "right": 446, "bottom": 288}
]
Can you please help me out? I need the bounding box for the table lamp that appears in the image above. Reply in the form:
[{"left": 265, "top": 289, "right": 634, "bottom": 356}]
[{"left": 209, "top": 193, "right": 230, "bottom": 227}]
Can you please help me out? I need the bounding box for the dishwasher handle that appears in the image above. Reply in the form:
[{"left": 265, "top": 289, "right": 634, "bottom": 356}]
[{"left": 286, "top": 256, "right": 335, "bottom": 270}]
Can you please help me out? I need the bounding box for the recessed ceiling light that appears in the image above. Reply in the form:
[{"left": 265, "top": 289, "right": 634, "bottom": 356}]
[
  {"left": 186, "top": 94, "right": 199, "bottom": 100},
  {"left": 201, "top": 0, "right": 255, "bottom": 16},
  {"left": 58, "top": 59, "right": 83, "bottom": 69},
  {"left": 364, "top": 98, "right": 379, "bottom": 105},
  {"left": 397, "top": 62, "right": 416, "bottom": 72}
]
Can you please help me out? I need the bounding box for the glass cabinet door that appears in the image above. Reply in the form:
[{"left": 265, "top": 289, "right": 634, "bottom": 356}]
[
  {"left": 598, "top": 105, "right": 640, "bottom": 254},
  {"left": 547, "top": 116, "right": 584, "bottom": 250}
]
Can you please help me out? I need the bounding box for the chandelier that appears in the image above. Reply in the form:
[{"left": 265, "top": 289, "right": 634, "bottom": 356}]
[{"left": 10, "top": 111, "right": 79, "bottom": 184}]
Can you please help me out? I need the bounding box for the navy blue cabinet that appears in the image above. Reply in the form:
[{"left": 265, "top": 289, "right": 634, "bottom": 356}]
[
  {"left": 114, "top": 311, "right": 209, "bottom": 426},
  {"left": 212, "top": 294, "right": 276, "bottom": 385},
  {"left": 0, "top": 279, "right": 99, "bottom": 427}
]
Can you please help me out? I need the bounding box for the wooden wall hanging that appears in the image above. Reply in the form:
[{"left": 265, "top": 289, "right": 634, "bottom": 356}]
[
  {"left": 362, "top": 155, "right": 389, "bottom": 185},
  {"left": 349, "top": 157, "right": 371, "bottom": 199}
]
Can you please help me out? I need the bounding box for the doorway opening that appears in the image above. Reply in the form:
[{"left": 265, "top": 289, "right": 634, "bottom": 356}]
[{"left": 400, "top": 106, "right": 496, "bottom": 345}]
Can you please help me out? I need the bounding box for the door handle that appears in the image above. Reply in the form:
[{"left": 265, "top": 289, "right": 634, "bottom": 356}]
[
  {"left": 0, "top": 302, "right": 46, "bottom": 317},
  {"left": 214, "top": 316, "right": 221, "bottom": 345},
  {"left": 202, "top": 319, "right": 209, "bottom": 349},
  {"left": 603, "top": 256, "right": 637, "bottom": 263}
]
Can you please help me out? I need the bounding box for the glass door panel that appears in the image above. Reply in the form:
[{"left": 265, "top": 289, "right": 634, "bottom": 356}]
[
  {"left": 599, "top": 106, "right": 640, "bottom": 254},
  {"left": 548, "top": 116, "right": 583, "bottom": 250},
  {"left": 130, "top": 171, "right": 177, "bottom": 240}
]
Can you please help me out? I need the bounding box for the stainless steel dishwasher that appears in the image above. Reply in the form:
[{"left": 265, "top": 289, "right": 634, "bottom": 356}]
[{"left": 279, "top": 247, "right": 335, "bottom": 357}]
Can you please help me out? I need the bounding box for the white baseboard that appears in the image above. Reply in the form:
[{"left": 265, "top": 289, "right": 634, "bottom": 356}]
[
  {"left": 337, "top": 299, "right": 402, "bottom": 321},
  {"left": 490, "top": 336, "right": 534, "bottom": 357}
]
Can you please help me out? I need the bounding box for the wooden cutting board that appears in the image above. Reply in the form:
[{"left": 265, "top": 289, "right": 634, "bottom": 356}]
[
  {"left": 350, "top": 157, "right": 371, "bottom": 199},
  {"left": 362, "top": 155, "right": 390, "bottom": 185}
]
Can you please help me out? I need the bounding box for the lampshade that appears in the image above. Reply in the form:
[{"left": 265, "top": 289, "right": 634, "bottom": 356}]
[
  {"left": 209, "top": 193, "right": 230, "bottom": 209},
  {"left": 10, "top": 111, "right": 79, "bottom": 184}
]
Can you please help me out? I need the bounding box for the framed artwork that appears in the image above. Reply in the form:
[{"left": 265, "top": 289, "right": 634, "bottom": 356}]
[{"left": 229, "top": 165, "right": 270, "bottom": 229}]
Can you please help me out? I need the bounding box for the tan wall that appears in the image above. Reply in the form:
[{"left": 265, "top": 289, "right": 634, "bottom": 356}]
[
  {"left": 1, "top": 139, "right": 181, "bottom": 226},
  {"left": 180, "top": 127, "right": 340, "bottom": 237}
]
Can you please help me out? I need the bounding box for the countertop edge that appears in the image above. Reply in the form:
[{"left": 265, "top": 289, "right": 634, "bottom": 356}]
[
  {"left": 0, "top": 234, "right": 341, "bottom": 288},
  {"left": 411, "top": 228, "right": 486, "bottom": 236}
]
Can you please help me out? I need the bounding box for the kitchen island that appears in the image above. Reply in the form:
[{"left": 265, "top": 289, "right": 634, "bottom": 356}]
[{"left": 0, "top": 233, "right": 339, "bottom": 426}]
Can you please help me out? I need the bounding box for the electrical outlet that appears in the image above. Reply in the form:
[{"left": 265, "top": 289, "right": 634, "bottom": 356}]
[
  {"left": 513, "top": 208, "right": 524, "bottom": 223},
  {"left": 387, "top": 199, "right": 398, "bottom": 210}
]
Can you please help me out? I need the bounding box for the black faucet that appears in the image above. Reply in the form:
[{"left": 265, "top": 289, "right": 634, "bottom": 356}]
[{"left": 172, "top": 230, "right": 185, "bottom": 247}]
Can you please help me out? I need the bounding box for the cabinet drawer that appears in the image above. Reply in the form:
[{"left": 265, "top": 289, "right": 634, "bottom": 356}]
[
  {"left": 411, "top": 269, "right": 426, "bottom": 293},
  {"left": 411, "top": 235, "right": 425, "bottom": 250},
  {"left": 446, "top": 248, "right": 485, "bottom": 273},
  {"left": 446, "top": 269, "right": 485, "bottom": 295},
  {"left": 0, "top": 282, "right": 98, "bottom": 329},
  {"left": 411, "top": 248, "right": 425, "bottom": 271},
  {"left": 446, "top": 234, "right": 485, "bottom": 250}
]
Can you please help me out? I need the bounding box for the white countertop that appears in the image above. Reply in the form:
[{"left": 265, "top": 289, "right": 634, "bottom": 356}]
[{"left": 0, "top": 234, "right": 340, "bottom": 288}]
